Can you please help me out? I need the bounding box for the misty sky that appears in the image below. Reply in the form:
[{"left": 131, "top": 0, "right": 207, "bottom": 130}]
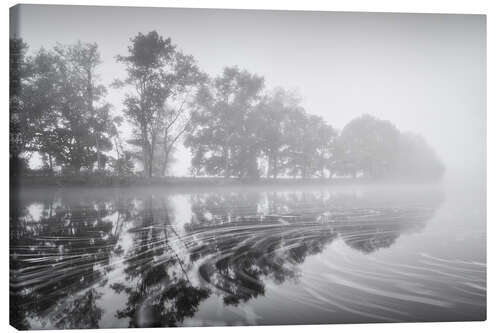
[{"left": 11, "top": 5, "right": 486, "bottom": 181}]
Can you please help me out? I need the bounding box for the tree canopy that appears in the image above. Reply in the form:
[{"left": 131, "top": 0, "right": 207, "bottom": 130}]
[{"left": 10, "top": 32, "right": 445, "bottom": 182}]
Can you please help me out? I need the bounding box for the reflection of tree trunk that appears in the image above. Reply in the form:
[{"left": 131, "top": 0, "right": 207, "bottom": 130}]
[
  {"left": 113, "top": 213, "right": 125, "bottom": 239},
  {"left": 163, "top": 224, "right": 190, "bottom": 283}
]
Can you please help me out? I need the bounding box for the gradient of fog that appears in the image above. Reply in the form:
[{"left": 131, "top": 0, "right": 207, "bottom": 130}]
[{"left": 11, "top": 5, "right": 486, "bottom": 183}]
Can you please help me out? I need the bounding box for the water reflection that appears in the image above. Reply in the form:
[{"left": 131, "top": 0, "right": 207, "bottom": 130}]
[
  {"left": 110, "top": 195, "right": 211, "bottom": 327},
  {"left": 10, "top": 186, "right": 479, "bottom": 329}
]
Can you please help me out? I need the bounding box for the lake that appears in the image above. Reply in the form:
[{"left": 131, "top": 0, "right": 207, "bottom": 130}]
[{"left": 9, "top": 183, "right": 486, "bottom": 329}]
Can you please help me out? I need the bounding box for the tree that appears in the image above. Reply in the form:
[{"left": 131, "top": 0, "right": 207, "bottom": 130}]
[
  {"left": 338, "top": 114, "right": 400, "bottom": 179},
  {"left": 185, "top": 66, "right": 265, "bottom": 179},
  {"left": 21, "top": 48, "right": 61, "bottom": 172},
  {"left": 51, "top": 42, "right": 114, "bottom": 173},
  {"left": 66, "top": 42, "right": 114, "bottom": 170},
  {"left": 114, "top": 31, "right": 204, "bottom": 177},
  {"left": 254, "top": 88, "right": 300, "bottom": 178},
  {"left": 110, "top": 118, "right": 135, "bottom": 176},
  {"left": 10, "top": 38, "right": 33, "bottom": 175},
  {"left": 313, "top": 119, "right": 338, "bottom": 178},
  {"left": 18, "top": 42, "right": 114, "bottom": 174},
  {"left": 281, "top": 111, "right": 335, "bottom": 179},
  {"left": 393, "top": 132, "right": 445, "bottom": 180}
]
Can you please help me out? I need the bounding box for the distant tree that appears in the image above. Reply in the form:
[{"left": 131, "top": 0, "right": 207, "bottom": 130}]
[
  {"left": 282, "top": 110, "right": 307, "bottom": 178},
  {"left": 338, "top": 114, "right": 400, "bottom": 179},
  {"left": 394, "top": 132, "right": 445, "bottom": 180},
  {"left": 281, "top": 111, "right": 335, "bottom": 179},
  {"left": 326, "top": 136, "right": 353, "bottom": 178},
  {"left": 254, "top": 88, "right": 301, "bottom": 178},
  {"left": 114, "top": 31, "right": 204, "bottom": 177},
  {"left": 185, "top": 66, "right": 265, "bottom": 179},
  {"left": 311, "top": 118, "right": 338, "bottom": 178}
]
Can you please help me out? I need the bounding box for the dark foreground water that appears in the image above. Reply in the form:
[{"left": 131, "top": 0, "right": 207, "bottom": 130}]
[{"left": 10, "top": 184, "right": 486, "bottom": 329}]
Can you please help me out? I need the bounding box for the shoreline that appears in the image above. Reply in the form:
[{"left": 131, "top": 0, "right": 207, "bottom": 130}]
[{"left": 10, "top": 175, "right": 441, "bottom": 190}]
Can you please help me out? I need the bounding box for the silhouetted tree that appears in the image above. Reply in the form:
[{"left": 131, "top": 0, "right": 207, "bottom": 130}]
[
  {"left": 186, "top": 66, "right": 265, "bottom": 179},
  {"left": 10, "top": 38, "right": 35, "bottom": 176},
  {"left": 114, "top": 31, "right": 204, "bottom": 177},
  {"left": 19, "top": 42, "right": 114, "bottom": 173},
  {"left": 254, "top": 88, "right": 301, "bottom": 178}
]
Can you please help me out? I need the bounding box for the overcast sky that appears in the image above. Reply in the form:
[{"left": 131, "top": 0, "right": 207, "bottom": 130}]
[{"left": 11, "top": 5, "right": 486, "bottom": 181}]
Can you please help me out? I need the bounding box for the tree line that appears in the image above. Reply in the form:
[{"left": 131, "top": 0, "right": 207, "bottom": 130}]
[{"left": 10, "top": 31, "right": 444, "bottom": 181}]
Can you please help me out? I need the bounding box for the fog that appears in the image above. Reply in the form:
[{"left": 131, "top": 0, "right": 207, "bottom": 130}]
[
  {"left": 11, "top": 5, "right": 485, "bottom": 184},
  {"left": 10, "top": 6, "right": 487, "bottom": 328}
]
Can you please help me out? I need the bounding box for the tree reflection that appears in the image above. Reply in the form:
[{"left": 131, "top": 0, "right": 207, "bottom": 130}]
[
  {"left": 10, "top": 188, "right": 443, "bottom": 329},
  {"left": 186, "top": 189, "right": 442, "bottom": 306},
  {"left": 111, "top": 195, "right": 211, "bottom": 327},
  {"left": 54, "top": 289, "right": 103, "bottom": 329},
  {"left": 10, "top": 192, "right": 132, "bottom": 329},
  {"left": 187, "top": 192, "right": 339, "bottom": 305}
]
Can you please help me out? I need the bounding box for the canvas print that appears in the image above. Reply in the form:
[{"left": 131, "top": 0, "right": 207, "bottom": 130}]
[{"left": 9, "top": 4, "right": 486, "bottom": 329}]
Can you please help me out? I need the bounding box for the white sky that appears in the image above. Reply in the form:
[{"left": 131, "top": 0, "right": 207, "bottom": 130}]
[{"left": 11, "top": 5, "right": 486, "bottom": 181}]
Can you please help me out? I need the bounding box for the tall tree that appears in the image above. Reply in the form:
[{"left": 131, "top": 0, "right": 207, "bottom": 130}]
[
  {"left": 185, "top": 67, "right": 265, "bottom": 179},
  {"left": 25, "top": 48, "right": 62, "bottom": 172},
  {"left": 115, "top": 31, "right": 204, "bottom": 177},
  {"left": 11, "top": 40, "right": 113, "bottom": 174},
  {"left": 254, "top": 88, "right": 301, "bottom": 179},
  {"left": 10, "top": 38, "right": 33, "bottom": 175},
  {"left": 50, "top": 42, "right": 114, "bottom": 173},
  {"left": 282, "top": 111, "right": 333, "bottom": 179},
  {"left": 63, "top": 42, "right": 112, "bottom": 170}
]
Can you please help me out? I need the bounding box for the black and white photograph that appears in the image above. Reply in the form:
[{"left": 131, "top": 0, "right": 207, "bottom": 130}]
[{"left": 9, "top": 4, "right": 486, "bottom": 330}]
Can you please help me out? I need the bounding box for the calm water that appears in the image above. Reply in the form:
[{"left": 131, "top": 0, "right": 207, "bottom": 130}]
[{"left": 10, "top": 184, "right": 486, "bottom": 329}]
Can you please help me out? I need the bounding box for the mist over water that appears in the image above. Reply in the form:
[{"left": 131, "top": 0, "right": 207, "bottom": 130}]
[
  {"left": 10, "top": 5, "right": 486, "bottom": 329},
  {"left": 10, "top": 183, "right": 485, "bottom": 328}
]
